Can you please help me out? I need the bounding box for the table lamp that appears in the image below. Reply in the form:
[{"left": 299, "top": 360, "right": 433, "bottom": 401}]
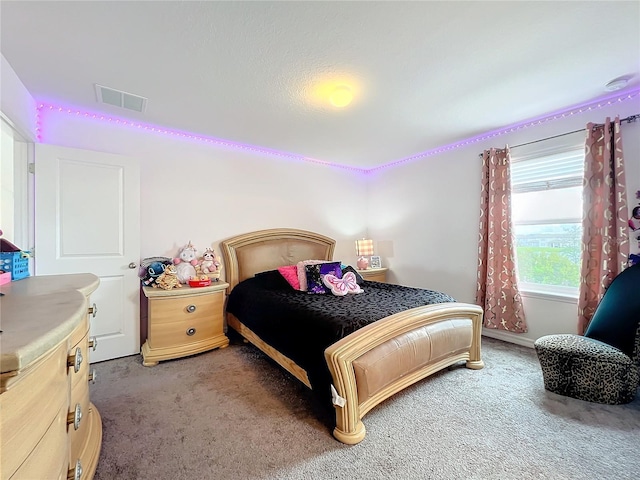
[{"left": 355, "top": 239, "right": 374, "bottom": 270}]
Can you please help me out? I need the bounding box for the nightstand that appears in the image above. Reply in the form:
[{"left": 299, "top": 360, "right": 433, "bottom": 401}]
[
  {"left": 356, "top": 267, "right": 388, "bottom": 283},
  {"left": 141, "top": 282, "right": 229, "bottom": 366}
]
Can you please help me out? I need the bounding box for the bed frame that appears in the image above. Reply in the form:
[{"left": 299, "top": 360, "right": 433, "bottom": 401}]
[{"left": 221, "top": 228, "right": 484, "bottom": 444}]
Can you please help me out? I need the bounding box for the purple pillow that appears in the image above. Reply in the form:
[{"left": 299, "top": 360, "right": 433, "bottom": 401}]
[{"left": 305, "top": 261, "right": 343, "bottom": 294}]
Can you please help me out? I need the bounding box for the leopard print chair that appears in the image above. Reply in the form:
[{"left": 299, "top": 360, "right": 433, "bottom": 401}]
[{"left": 534, "top": 263, "right": 640, "bottom": 405}]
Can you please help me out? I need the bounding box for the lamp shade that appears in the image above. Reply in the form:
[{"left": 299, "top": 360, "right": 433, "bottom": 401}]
[{"left": 355, "top": 239, "right": 374, "bottom": 256}]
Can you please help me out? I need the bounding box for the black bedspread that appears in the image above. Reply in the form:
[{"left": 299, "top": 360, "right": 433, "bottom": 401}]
[{"left": 226, "top": 269, "right": 456, "bottom": 403}]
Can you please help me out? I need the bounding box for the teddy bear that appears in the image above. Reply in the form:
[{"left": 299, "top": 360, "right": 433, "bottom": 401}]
[
  {"left": 199, "top": 248, "right": 221, "bottom": 281},
  {"left": 173, "top": 241, "right": 199, "bottom": 284},
  {"left": 153, "top": 263, "right": 181, "bottom": 290}
]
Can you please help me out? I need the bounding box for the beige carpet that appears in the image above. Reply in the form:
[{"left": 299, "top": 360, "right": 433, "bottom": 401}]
[{"left": 90, "top": 337, "right": 640, "bottom": 480}]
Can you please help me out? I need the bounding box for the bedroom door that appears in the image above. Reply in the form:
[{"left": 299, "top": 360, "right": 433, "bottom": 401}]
[{"left": 34, "top": 144, "right": 140, "bottom": 362}]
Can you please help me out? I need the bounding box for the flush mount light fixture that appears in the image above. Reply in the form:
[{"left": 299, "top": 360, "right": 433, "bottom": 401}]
[
  {"left": 604, "top": 75, "right": 632, "bottom": 92},
  {"left": 330, "top": 86, "right": 353, "bottom": 108}
]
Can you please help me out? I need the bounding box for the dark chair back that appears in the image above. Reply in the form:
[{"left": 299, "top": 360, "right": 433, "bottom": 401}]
[{"left": 584, "top": 263, "right": 640, "bottom": 362}]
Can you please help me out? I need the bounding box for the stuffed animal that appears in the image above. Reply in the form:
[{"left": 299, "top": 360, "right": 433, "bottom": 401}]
[
  {"left": 199, "top": 248, "right": 221, "bottom": 281},
  {"left": 153, "top": 263, "right": 181, "bottom": 290},
  {"left": 173, "top": 242, "right": 198, "bottom": 284},
  {"left": 139, "top": 257, "right": 173, "bottom": 287}
]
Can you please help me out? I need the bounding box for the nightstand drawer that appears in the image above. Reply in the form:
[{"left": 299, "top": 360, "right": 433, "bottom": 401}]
[
  {"left": 149, "top": 313, "right": 218, "bottom": 349},
  {"left": 149, "top": 293, "right": 220, "bottom": 324}
]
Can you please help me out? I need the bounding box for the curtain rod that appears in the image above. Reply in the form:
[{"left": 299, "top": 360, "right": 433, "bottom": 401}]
[{"left": 477, "top": 113, "right": 640, "bottom": 157}]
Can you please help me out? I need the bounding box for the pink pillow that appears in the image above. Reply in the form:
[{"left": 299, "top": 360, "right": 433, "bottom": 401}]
[
  {"left": 296, "top": 259, "right": 331, "bottom": 291},
  {"left": 323, "top": 271, "right": 364, "bottom": 296},
  {"left": 277, "top": 265, "right": 300, "bottom": 290}
]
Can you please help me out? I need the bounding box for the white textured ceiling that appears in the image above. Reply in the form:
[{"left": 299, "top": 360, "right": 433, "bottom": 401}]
[{"left": 1, "top": 1, "right": 639, "bottom": 169}]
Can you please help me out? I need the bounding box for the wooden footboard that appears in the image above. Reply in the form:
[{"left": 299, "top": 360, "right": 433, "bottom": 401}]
[{"left": 324, "top": 302, "right": 483, "bottom": 444}]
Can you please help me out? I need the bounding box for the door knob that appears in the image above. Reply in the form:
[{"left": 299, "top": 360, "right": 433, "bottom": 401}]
[{"left": 128, "top": 262, "right": 137, "bottom": 269}]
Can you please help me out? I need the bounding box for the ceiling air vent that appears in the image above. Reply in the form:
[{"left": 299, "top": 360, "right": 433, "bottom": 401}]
[{"left": 94, "top": 84, "right": 147, "bottom": 112}]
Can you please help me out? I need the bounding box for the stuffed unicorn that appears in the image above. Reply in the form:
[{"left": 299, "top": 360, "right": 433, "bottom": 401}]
[{"left": 173, "top": 241, "right": 199, "bottom": 283}]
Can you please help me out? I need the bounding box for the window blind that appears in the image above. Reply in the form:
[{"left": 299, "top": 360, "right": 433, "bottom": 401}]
[{"left": 511, "top": 150, "right": 584, "bottom": 193}]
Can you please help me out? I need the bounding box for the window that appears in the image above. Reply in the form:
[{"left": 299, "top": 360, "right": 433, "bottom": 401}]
[{"left": 511, "top": 147, "right": 584, "bottom": 296}]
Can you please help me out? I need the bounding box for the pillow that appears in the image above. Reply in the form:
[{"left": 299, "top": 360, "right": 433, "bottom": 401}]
[
  {"left": 323, "top": 271, "right": 364, "bottom": 296},
  {"left": 297, "top": 259, "right": 332, "bottom": 291},
  {"left": 305, "top": 261, "right": 343, "bottom": 294},
  {"left": 253, "top": 269, "right": 294, "bottom": 290},
  {"left": 277, "top": 265, "right": 300, "bottom": 290},
  {"left": 341, "top": 265, "right": 364, "bottom": 284}
]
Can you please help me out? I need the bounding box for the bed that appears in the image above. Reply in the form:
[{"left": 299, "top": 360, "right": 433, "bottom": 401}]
[{"left": 221, "top": 228, "right": 484, "bottom": 444}]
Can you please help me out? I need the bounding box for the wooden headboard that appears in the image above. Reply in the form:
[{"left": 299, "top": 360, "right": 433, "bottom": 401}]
[{"left": 220, "top": 228, "right": 336, "bottom": 290}]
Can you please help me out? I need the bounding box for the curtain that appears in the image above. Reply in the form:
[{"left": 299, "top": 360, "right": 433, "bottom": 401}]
[
  {"left": 476, "top": 147, "right": 527, "bottom": 333},
  {"left": 578, "top": 116, "right": 629, "bottom": 334}
]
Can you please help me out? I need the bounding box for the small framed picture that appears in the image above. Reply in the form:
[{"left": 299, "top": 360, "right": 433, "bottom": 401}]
[{"left": 370, "top": 255, "right": 382, "bottom": 269}]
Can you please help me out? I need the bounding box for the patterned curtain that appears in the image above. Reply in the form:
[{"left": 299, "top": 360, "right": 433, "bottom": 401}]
[
  {"left": 578, "top": 117, "right": 629, "bottom": 334},
  {"left": 476, "top": 147, "right": 527, "bottom": 333}
]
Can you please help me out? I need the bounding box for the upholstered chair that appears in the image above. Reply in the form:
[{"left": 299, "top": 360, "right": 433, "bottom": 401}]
[{"left": 534, "top": 263, "right": 640, "bottom": 404}]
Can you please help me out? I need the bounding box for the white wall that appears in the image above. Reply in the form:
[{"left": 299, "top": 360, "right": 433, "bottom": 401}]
[
  {"left": 34, "top": 109, "right": 368, "bottom": 265},
  {"left": 367, "top": 99, "right": 640, "bottom": 347},
  {"left": 0, "top": 55, "right": 37, "bottom": 140}
]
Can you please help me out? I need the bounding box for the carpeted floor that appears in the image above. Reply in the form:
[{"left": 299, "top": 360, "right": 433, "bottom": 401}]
[{"left": 90, "top": 337, "right": 640, "bottom": 480}]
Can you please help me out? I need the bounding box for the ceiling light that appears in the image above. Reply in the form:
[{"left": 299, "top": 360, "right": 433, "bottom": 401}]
[
  {"left": 604, "top": 75, "right": 632, "bottom": 92},
  {"left": 330, "top": 86, "right": 353, "bottom": 108}
]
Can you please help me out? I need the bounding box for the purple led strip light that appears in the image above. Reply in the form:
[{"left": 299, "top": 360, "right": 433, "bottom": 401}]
[
  {"left": 36, "top": 87, "right": 640, "bottom": 174},
  {"left": 35, "top": 103, "right": 369, "bottom": 173},
  {"left": 369, "top": 87, "right": 640, "bottom": 173}
]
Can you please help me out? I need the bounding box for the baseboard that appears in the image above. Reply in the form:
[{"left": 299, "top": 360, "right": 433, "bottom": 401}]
[{"left": 481, "top": 329, "right": 536, "bottom": 349}]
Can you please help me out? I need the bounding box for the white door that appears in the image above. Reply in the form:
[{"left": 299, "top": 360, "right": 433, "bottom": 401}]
[{"left": 35, "top": 144, "right": 140, "bottom": 362}]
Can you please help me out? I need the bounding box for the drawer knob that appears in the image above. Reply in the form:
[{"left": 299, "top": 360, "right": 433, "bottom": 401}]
[
  {"left": 186, "top": 327, "right": 196, "bottom": 336},
  {"left": 68, "top": 459, "right": 82, "bottom": 480},
  {"left": 89, "top": 336, "right": 98, "bottom": 351},
  {"left": 88, "top": 369, "right": 97, "bottom": 384},
  {"left": 67, "top": 403, "right": 83, "bottom": 430},
  {"left": 68, "top": 347, "right": 83, "bottom": 373},
  {"left": 186, "top": 304, "right": 197, "bottom": 313},
  {"left": 88, "top": 303, "right": 98, "bottom": 318}
]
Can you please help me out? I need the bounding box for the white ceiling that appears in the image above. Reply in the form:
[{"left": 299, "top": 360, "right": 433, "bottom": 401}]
[{"left": 1, "top": 1, "right": 639, "bottom": 169}]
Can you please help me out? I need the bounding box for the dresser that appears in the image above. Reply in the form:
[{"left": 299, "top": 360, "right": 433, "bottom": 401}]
[
  {"left": 0, "top": 274, "right": 102, "bottom": 480},
  {"left": 141, "top": 282, "right": 229, "bottom": 366}
]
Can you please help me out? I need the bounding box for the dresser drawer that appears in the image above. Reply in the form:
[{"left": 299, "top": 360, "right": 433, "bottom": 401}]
[
  {"left": 68, "top": 331, "right": 90, "bottom": 390},
  {"left": 68, "top": 381, "right": 91, "bottom": 464},
  {"left": 0, "top": 343, "right": 68, "bottom": 479},
  {"left": 10, "top": 404, "right": 68, "bottom": 480},
  {"left": 68, "top": 311, "right": 90, "bottom": 350}
]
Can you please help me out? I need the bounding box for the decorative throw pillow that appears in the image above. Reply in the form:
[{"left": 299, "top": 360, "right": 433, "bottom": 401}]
[
  {"left": 323, "top": 271, "right": 364, "bottom": 296},
  {"left": 297, "top": 259, "right": 331, "bottom": 291},
  {"left": 341, "top": 265, "right": 364, "bottom": 284},
  {"left": 305, "top": 261, "right": 343, "bottom": 294},
  {"left": 277, "top": 265, "right": 300, "bottom": 290}
]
